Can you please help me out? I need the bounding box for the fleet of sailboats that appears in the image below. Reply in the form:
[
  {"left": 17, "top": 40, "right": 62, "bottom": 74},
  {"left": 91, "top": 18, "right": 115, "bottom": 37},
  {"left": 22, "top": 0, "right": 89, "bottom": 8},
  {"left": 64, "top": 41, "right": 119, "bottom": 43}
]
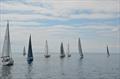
[
  {"left": 1, "top": 21, "right": 14, "bottom": 66},
  {"left": 27, "top": 35, "right": 33, "bottom": 64},
  {"left": 60, "top": 42, "right": 65, "bottom": 58},
  {"left": 78, "top": 38, "right": 84, "bottom": 58},
  {"left": 44, "top": 40, "right": 50, "bottom": 58},
  {"left": 0, "top": 21, "right": 113, "bottom": 65}
]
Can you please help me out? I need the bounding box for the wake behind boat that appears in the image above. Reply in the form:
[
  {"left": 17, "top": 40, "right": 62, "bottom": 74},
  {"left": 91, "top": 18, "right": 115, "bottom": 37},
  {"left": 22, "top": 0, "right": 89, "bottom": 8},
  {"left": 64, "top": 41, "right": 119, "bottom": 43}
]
[
  {"left": 1, "top": 21, "right": 14, "bottom": 66},
  {"left": 44, "top": 40, "right": 50, "bottom": 58},
  {"left": 27, "top": 35, "right": 33, "bottom": 64},
  {"left": 60, "top": 42, "right": 65, "bottom": 58}
]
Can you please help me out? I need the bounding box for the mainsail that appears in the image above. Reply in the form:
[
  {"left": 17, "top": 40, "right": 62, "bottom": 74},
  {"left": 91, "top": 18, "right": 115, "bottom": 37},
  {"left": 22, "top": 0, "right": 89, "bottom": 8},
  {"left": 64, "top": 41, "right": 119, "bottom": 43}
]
[
  {"left": 27, "top": 35, "right": 33, "bottom": 63},
  {"left": 44, "top": 40, "right": 50, "bottom": 58},
  {"left": 45, "top": 40, "right": 48, "bottom": 55},
  {"left": 1, "top": 21, "right": 14, "bottom": 66},
  {"left": 23, "top": 46, "right": 26, "bottom": 56},
  {"left": 78, "top": 38, "right": 83, "bottom": 58},
  {"left": 67, "top": 43, "right": 70, "bottom": 55},
  {"left": 67, "top": 43, "right": 71, "bottom": 57},
  {"left": 60, "top": 42, "right": 65, "bottom": 57},
  {"left": 107, "top": 45, "right": 110, "bottom": 56},
  {"left": 2, "top": 21, "right": 11, "bottom": 58}
]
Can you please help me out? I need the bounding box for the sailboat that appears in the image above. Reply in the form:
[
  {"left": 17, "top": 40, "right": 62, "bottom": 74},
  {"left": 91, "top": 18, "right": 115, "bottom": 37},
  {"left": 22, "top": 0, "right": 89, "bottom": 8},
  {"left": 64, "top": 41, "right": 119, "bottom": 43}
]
[
  {"left": 78, "top": 38, "right": 84, "bottom": 58},
  {"left": 27, "top": 35, "right": 33, "bottom": 64},
  {"left": 1, "top": 21, "right": 14, "bottom": 66},
  {"left": 67, "top": 43, "right": 71, "bottom": 57},
  {"left": 107, "top": 45, "right": 110, "bottom": 56},
  {"left": 60, "top": 42, "right": 65, "bottom": 58},
  {"left": 44, "top": 40, "right": 50, "bottom": 58},
  {"left": 23, "top": 46, "right": 26, "bottom": 56}
]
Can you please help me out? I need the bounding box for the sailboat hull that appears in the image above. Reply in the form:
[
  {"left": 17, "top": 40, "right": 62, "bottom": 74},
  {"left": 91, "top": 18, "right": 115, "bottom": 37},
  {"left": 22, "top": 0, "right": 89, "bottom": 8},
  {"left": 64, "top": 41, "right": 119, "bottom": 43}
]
[
  {"left": 44, "top": 55, "right": 50, "bottom": 58},
  {"left": 23, "top": 52, "right": 26, "bottom": 56},
  {"left": 27, "top": 57, "right": 33, "bottom": 61},
  {"left": 80, "top": 56, "right": 84, "bottom": 59},
  {"left": 27, "top": 57, "right": 33, "bottom": 64},
  {"left": 60, "top": 54, "right": 65, "bottom": 58},
  {"left": 2, "top": 58, "right": 14, "bottom": 66},
  {"left": 67, "top": 54, "right": 71, "bottom": 57}
]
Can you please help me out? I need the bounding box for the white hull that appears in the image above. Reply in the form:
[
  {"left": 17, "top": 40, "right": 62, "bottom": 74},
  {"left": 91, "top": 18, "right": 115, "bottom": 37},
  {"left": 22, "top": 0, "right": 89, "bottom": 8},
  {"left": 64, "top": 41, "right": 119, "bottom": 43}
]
[{"left": 2, "top": 58, "right": 14, "bottom": 66}]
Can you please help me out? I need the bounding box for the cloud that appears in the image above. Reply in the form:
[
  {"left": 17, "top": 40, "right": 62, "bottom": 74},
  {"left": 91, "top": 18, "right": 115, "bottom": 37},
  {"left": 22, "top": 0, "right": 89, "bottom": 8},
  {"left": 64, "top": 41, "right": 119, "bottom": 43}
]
[
  {"left": 112, "top": 27, "right": 120, "bottom": 32},
  {"left": 0, "top": 0, "right": 119, "bottom": 22},
  {"left": 69, "top": 13, "right": 119, "bottom": 19},
  {"left": 0, "top": 2, "right": 51, "bottom": 14},
  {"left": 0, "top": 0, "right": 119, "bottom": 53},
  {"left": 31, "top": 0, "right": 119, "bottom": 14}
]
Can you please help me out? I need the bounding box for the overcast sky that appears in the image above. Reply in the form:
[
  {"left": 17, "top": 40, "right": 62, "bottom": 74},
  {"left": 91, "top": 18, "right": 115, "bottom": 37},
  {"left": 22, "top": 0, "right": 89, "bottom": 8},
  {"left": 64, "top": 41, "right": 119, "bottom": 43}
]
[{"left": 0, "top": 0, "right": 120, "bottom": 53}]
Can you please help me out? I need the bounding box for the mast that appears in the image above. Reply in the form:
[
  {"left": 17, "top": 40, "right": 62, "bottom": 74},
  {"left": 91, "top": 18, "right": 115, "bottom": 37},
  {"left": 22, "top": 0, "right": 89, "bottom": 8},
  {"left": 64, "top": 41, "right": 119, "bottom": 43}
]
[
  {"left": 45, "top": 40, "right": 48, "bottom": 55},
  {"left": 78, "top": 38, "right": 83, "bottom": 58},
  {"left": 107, "top": 45, "right": 110, "bottom": 56},
  {"left": 2, "top": 20, "right": 11, "bottom": 58},
  {"left": 27, "top": 35, "right": 33, "bottom": 60},
  {"left": 60, "top": 42, "right": 65, "bottom": 56}
]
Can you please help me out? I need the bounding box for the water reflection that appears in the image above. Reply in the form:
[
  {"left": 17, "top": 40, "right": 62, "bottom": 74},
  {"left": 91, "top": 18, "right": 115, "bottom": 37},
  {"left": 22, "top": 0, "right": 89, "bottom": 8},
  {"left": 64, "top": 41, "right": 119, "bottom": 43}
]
[
  {"left": 0, "top": 54, "right": 119, "bottom": 79},
  {"left": 60, "top": 58, "right": 65, "bottom": 76},
  {"left": 44, "top": 58, "right": 49, "bottom": 71},
  {"left": 0, "top": 66, "right": 12, "bottom": 79},
  {"left": 78, "top": 57, "right": 83, "bottom": 65},
  {"left": 44, "top": 58, "right": 51, "bottom": 78},
  {"left": 26, "top": 64, "right": 33, "bottom": 79},
  {"left": 78, "top": 57, "right": 84, "bottom": 79}
]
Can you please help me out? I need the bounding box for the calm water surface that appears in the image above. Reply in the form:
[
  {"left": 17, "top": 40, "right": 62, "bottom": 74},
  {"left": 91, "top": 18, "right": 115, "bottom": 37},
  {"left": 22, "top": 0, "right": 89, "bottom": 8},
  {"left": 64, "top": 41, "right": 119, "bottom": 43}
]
[{"left": 0, "top": 53, "right": 120, "bottom": 79}]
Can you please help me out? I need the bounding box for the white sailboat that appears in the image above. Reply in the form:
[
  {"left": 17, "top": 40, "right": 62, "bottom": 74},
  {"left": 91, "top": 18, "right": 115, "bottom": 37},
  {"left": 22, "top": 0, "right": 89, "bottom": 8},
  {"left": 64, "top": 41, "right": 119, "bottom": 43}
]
[
  {"left": 67, "top": 43, "right": 71, "bottom": 57},
  {"left": 78, "top": 38, "right": 83, "bottom": 58},
  {"left": 23, "top": 46, "right": 26, "bottom": 56},
  {"left": 60, "top": 42, "right": 65, "bottom": 58},
  {"left": 44, "top": 40, "right": 50, "bottom": 58},
  {"left": 1, "top": 21, "right": 14, "bottom": 66}
]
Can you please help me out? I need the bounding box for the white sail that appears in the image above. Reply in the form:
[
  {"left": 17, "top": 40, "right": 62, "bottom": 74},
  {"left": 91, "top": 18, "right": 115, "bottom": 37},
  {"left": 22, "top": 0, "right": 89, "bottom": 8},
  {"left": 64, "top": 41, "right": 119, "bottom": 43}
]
[
  {"left": 2, "top": 21, "right": 11, "bottom": 58},
  {"left": 67, "top": 43, "right": 70, "bottom": 55},
  {"left": 44, "top": 40, "right": 50, "bottom": 58},
  {"left": 78, "top": 38, "right": 83, "bottom": 58},
  {"left": 1, "top": 21, "right": 14, "bottom": 66},
  {"left": 67, "top": 43, "right": 71, "bottom": 57}
]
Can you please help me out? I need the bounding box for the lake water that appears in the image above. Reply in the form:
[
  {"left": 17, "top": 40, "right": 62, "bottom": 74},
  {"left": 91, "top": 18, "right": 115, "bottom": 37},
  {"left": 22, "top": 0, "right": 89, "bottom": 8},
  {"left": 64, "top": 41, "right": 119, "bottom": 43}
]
[{"left": 0, "top": 53, "right": 120, "bottom": 79}]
